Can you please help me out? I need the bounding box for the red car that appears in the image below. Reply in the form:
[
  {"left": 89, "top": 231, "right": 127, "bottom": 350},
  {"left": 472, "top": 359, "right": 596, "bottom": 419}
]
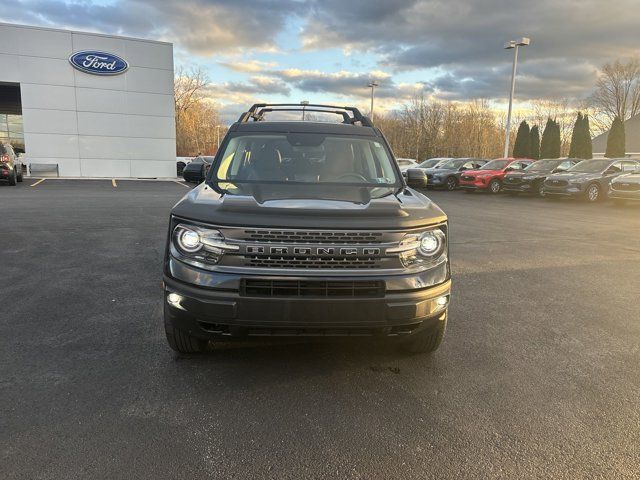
[{"left": 458, "top": 158, "right": 534, "bottom": 194}]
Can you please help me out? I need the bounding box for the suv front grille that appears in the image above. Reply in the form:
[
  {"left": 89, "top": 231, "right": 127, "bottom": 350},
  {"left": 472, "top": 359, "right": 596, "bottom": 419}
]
[
  {"left": 241, "top": 279, "right": 385, "bottom": 297},
  {"left": 246, "top": 255, "right": 381, "bottom": 269},
  {"left": 612, "top": 182, "right": 640, "bottom": 191},
  {"left": 243, "top": 229, "right": 383, "bottom": 244}
]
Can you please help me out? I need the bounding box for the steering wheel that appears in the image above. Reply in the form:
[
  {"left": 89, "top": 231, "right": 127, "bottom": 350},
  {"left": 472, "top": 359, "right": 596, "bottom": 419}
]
[{"left": 335, "top": 173, "right": 368, "bottom": 182}]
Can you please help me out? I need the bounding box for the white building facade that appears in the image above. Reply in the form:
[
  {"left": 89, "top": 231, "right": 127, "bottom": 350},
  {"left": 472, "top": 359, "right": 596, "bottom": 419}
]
[{"left": 0, "top": 23, "right": 176, "bottom": 178}]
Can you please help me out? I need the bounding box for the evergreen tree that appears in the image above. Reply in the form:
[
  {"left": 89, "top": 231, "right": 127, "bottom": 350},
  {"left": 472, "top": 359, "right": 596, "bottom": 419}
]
[
  {"left": 529, "top": 125, "right": 540, "bottom": 160},
  {"left": 569, "top": 112, "right": 583, "bottom": 158},
  {"left": 540, "top": 118, "right": 561, "bottom": 159},
  {"left": 605, "top": 116, "right": 625, "bottom": 158},
  {"left": 512, "top": 120, "right": 531, "bottom": 158},
  {"left": 551, "top": 120, "right": 561, "bottom": 158},
  {"left": 582, "top": 114, "right": 593, "bottom": 159}
]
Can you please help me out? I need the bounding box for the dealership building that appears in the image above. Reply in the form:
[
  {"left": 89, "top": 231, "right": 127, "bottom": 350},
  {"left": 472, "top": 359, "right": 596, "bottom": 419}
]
[{"left": 0, "top": 23, "right": 176, "bottom": 178}]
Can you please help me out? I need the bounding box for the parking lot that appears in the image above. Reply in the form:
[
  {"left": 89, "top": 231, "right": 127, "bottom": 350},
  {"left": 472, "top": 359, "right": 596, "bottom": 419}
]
[{"left": 2, "top": 179, "right": 639, "bottom": 479}]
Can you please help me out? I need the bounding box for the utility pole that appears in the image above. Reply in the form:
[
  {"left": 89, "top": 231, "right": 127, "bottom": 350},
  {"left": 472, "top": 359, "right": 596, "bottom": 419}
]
[
  {"left": 300, "top": 100, "right": 309, "bottom": 121},
  {"left": 503, "top": 37, "right": 530, "bottom": 158},
  {"left": 368, "top": 81, "right": 379, "bottom": 122}
]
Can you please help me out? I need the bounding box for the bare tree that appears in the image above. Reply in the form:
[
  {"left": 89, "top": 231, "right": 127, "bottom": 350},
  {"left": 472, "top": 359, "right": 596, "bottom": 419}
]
[
  {"left": 174, "top": 66, "right": 209, "bottom": 124},
  {"left": 589, "top": 58, "right": 640, "bottom": 126}
]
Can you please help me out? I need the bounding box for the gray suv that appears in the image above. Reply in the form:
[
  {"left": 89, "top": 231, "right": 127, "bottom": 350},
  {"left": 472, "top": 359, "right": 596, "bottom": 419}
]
[{"left": 163, "top": 104, "right": 451, "bottom": 354}]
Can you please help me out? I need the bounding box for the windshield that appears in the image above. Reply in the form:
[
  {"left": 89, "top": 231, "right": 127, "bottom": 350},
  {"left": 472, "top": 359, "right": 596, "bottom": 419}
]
[
  {"left": 524, "top": 160, "right": 561, "bottom": 172},
  {"left": 569, "top": 160, "right": 611, "bottom": 173},
  {"left": 479, "top": 160, "right": 510, "bottom": 170},
  {"left": 210, "top": 133, "right": 400, "bottom": 197},
  {"left": 419, "top": 158, "right": 444, "bottom": 168},
  {"left": 438, "top": 159, "right": 467, "bottom": 169}
]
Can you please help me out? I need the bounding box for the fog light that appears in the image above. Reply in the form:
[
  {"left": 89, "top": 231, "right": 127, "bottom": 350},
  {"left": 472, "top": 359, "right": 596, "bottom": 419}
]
[
  {"left": 432, "top": 295, "right": 449, "bottom": 313},
  {"left": 167, "top": 292, "right": 186, "bottom": 311}
]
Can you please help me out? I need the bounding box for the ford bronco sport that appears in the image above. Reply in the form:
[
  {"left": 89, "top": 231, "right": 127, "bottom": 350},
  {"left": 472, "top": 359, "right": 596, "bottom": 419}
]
[{"left": 163, "top": 104, "right": 451, "bottom": 354}]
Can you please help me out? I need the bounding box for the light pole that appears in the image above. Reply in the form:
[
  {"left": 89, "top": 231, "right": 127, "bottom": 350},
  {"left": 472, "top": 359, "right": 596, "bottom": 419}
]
[
  {"left": 503, "top": 37, "right": 530, "bottom": 158},
  {"left": 215, "top": 125, "right": 221, "bottom": 149},
  {"left": 368, "top": 81, "right": 379, "bottom": 121},
  {"left": 300, "top": 100, "right": 309, "bottom": 121}
]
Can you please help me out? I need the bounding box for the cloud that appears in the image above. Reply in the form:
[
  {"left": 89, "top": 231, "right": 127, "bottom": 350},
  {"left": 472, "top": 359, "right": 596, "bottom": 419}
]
[
  {"left": 300, "top": 0, "right": 640, "bottom": 100},
  {"left": 218, "top": 60, "right": 279, "bottom": 73},
  {"left": 2, "top": 0, "right": 305, "bottom": 55}
]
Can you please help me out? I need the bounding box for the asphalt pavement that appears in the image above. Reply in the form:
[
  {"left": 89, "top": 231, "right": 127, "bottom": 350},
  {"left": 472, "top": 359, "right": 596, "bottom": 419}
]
[{"left": 1, "top": 179, "right": 639, "bottom": 479}]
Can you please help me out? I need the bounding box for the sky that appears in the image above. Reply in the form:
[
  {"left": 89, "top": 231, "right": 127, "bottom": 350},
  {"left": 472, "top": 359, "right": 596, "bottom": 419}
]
[{"left": 1, "top": 0, "right": 639, "bottom": 123}]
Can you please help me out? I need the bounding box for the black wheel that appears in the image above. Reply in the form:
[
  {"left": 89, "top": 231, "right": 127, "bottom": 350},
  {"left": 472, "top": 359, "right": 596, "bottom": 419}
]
[
  {"left": 399, "top": 313, "right": 447, "bottom": 354},
  {"left": 445, "top": 176, "right": 458, "bottom": 191},
  {"left": 16, "top": 169, "right": 23, "bottom": 182},
  {"left": 585, "top": 183, "right": 601, "bottom": 203},
  {"left": 164, "top": 313, "right": 208, "bottom": 354},
  {"left": 7, "top": 170, "right": 17, "bottom": 186},
  {"left": 488, "top": 179, "right": 501, "bottom": 194},
  {"left": 536, "top": 182, "right": 545, "bottom": 197}
]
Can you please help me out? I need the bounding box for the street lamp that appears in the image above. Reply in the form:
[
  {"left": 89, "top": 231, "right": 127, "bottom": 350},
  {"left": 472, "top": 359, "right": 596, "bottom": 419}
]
[
  {"left": 503, "top": 37, "right": 530, "bottom": 158},
  {"left": 300, "top": 100, "right": 309, "bottom": 121},
  {"left": 368, "top": 81, "right": 379, "bottom": 121}
]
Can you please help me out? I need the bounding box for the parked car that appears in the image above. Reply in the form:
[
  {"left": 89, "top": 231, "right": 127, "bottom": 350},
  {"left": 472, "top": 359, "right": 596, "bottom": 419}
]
[
  {"left": 396, "top": 158, "right": 418, "bottom": 172},
  {"left": 543, "top": 158, "right": 640, "bottom": 202},
  {"left": 609, "top": 166, "right": 640, "bottom": 205},
  {"left": 182, "top": 156, "right": 215, "bottom": 183},
  {"left": 0, "top": 143, "right": 23, "bottom": 186},
  {"left": 458, "top": 158, "right": 534, "bottom": 194},
  {"left": 163, "top": 103, "right": 451, "bottom": 355},
  {"left": 423, "top": 158, "right": 488, "bottom": 191},
  {"left": 404, "top": 157, "right": 452, "bottom": 179},
  {"left": 503, "top": 158, "right": 579, "bottom": 197}
]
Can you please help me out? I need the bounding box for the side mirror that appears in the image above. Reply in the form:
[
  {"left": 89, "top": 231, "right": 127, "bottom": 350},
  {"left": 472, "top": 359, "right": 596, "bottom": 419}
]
[{"left": 406, "top": 168, "right": 428, "bottom": 188}]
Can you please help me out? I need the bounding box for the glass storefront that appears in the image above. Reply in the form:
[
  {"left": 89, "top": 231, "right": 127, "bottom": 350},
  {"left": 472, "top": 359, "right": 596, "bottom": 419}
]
[{"left": 0, "top": 114, "right": 24, "bottom": 152}]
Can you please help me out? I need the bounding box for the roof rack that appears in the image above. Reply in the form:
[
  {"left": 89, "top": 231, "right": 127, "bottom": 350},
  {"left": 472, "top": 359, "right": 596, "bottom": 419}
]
[{"left": 237, "top": 103, "right": 374, "bottom": 127}]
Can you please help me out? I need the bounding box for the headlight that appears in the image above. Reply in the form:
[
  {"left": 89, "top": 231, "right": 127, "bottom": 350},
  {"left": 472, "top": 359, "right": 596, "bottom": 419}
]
[
  {"left": 387, "top": 227, "right": 447, "bottom": 271},
  {"left": 171, "top": 222, "right": 238, "bottom": 269}
]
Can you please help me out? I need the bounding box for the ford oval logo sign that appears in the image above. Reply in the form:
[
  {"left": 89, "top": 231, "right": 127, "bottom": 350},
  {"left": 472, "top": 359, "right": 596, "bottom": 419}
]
[{"left": 69, "top": 51, "right": 128, "bottom": 75}]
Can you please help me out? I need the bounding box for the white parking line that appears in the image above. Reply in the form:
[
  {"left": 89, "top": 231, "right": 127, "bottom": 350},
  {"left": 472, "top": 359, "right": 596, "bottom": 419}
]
[
  {"left": 174, "top": 181, "right": 190, "bottom": 188},
  {"left": 30, "top": 178, "right": 46, "bottom": 187}
]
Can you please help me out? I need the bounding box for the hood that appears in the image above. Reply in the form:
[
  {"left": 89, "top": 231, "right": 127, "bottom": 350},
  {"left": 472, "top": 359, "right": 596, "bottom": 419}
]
[
  {"left": 171, "top": 183, "right": 447, "bottom": 229},
  {"left": 613, "top": 172, "right": 640, "bottom": 184},
  {"left": 547, "top": 171, "right": 600, "bottom": 182},
  {"left": 464, "top": 169, "right": 503, "bottom": 177},
  {"left": 423, "top": 167, "right": 457, "bottom": 175}
]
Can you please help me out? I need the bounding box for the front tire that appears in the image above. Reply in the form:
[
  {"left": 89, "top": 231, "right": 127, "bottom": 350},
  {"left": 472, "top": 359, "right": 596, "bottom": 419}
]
[
  {"left": 399, "top": 313, "right": 447, "bottom": 354},
  {"left": 8, "top": 170, "right": 17, "bottom": 186},
  {"left": 489, "top": 179, "right": 501, "bottom": 194},
  {"left": 164, "top": 313, "right": 208, "bottom": 353},
  {"left": 536, "top": 182, "right": 545, "bottom": 197},
  {"left": 445, "top": 176, "right": 458, "bottom": 191},
  {"left": 16, "top": 168, "right": 23, "bottom": 182},
  {"left": 585, "top": 183, "right": 601, "bottom": 203}
]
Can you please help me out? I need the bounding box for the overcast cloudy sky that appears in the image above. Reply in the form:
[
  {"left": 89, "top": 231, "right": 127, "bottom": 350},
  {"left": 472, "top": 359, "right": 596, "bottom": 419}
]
[{"left": 1, "top": 0, "right": 639, "bottom": 121}]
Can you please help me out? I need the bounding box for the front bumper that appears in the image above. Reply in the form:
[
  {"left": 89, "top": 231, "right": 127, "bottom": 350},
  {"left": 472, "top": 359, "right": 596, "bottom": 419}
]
[
  {"left": 163, "top": 261, "right": 451, "bottom": 339},
  {"left": 458, "top": 178, "right": 489, "bottom": 190},
  {"left": 542, "top": 186, "right": 583, "bottom": 197},
  {"left": 609, "top": 187, "right": 640, "bottom": 201},
  {"left": 502, "top": 182, "right": 533, "bottom": 193}
]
